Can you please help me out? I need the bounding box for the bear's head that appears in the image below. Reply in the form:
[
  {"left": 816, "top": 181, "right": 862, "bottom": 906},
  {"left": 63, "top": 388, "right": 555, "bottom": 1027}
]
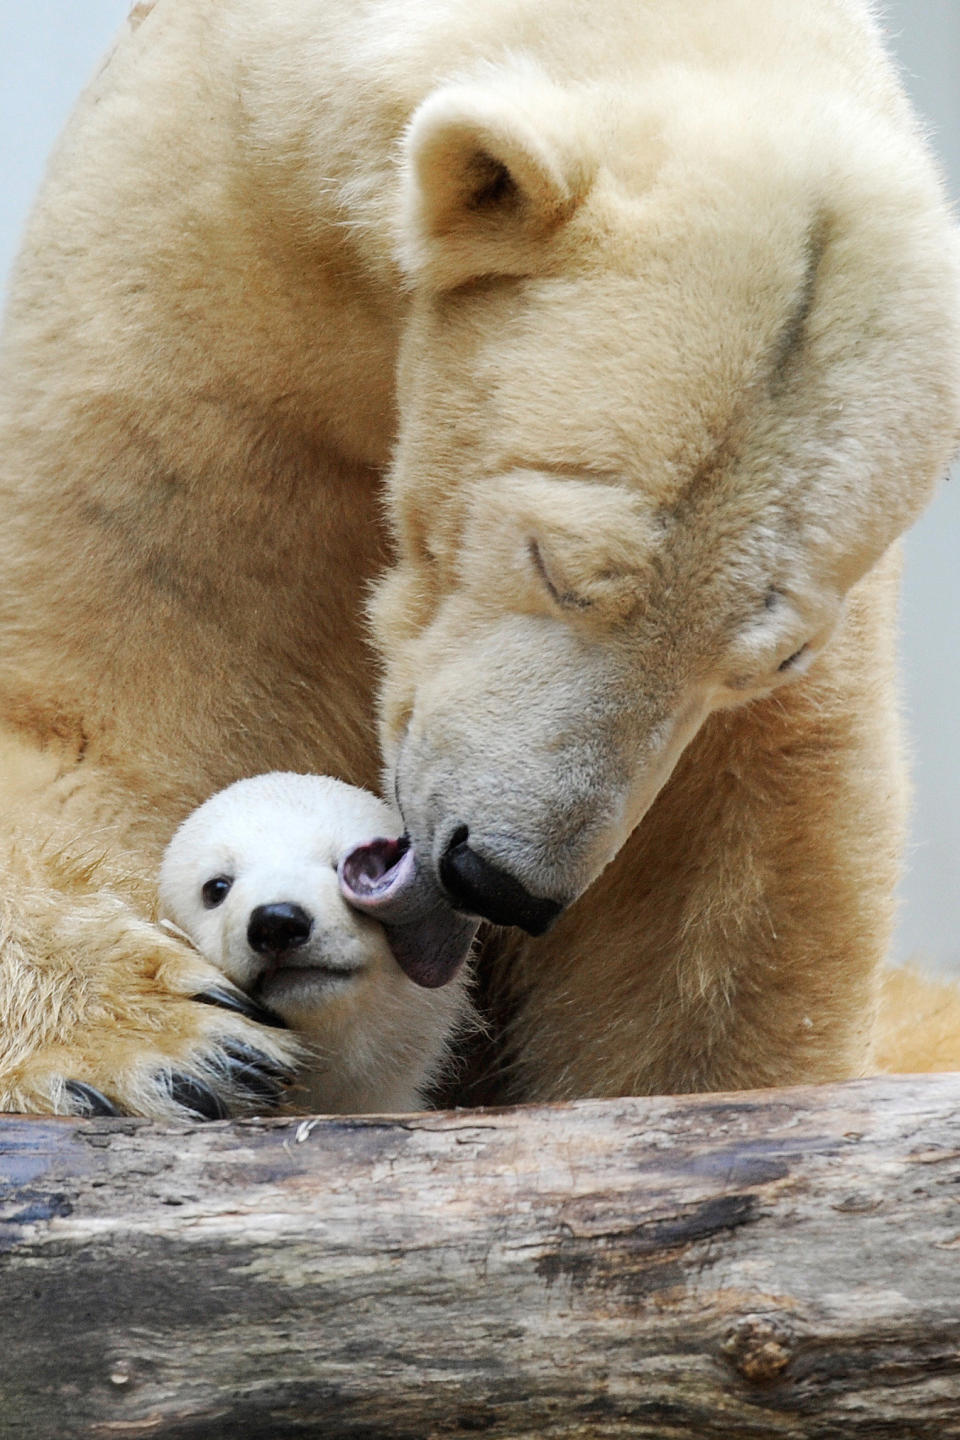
[{"left": 353, "top": 62, "right": 960, "bottom": 986}]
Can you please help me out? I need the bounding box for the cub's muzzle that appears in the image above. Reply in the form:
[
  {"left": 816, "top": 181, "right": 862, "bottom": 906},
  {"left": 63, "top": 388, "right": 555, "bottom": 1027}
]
[{"left": 247, "top": 902, "right": 313, "bottom": 957}]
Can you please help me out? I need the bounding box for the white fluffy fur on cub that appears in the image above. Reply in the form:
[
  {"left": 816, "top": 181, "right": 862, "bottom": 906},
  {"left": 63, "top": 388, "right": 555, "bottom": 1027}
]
[{"left": 159, "top": 773, "right": 468, "bottom": 1114}]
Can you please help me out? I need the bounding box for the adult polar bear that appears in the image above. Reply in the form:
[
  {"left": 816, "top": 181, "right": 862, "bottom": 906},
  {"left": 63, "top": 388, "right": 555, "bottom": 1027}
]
[{"left": 0, "top": 0, "right": 958, "bottom": 1117}]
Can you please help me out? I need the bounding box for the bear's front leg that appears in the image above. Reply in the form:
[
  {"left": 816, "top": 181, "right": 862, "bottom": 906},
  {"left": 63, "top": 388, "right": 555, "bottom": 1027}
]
[{"left": 0, "top": 828, "right": 302, "bottom": 1120}]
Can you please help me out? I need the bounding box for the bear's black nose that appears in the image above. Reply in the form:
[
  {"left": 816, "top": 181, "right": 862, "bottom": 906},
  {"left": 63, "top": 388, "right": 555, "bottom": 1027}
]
[
  {"left": 247, "top": 902, "right": 313, "bottom": 956},
  {"left": 438, "top": 828, "right": 562, "bottom": 935}
]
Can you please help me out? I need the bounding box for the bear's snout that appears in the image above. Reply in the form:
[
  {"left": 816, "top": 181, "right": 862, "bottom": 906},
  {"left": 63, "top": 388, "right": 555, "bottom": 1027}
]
[
  {"left": 438, "top": 828, "right": 562, "bottom": 935},
  {"left": 247, "top": 902, "right": 313, "bottom": 957}
]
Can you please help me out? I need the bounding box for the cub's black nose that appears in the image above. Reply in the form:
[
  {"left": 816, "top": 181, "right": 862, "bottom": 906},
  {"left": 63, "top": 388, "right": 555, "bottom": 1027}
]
[
  {"left": 247, "top": 902, "right": 313, "bottom": 956},
  {"left": 438, "top": 828, "right": 562, "bottom": 935}
]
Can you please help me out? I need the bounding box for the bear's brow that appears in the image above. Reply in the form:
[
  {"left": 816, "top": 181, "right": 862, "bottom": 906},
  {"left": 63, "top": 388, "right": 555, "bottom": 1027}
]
[{"left": 768, "top": 217, "right": 830, "bottom": 386}]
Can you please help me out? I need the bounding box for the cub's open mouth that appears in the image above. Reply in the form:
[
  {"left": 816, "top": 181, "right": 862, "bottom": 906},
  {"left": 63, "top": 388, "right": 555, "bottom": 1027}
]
[{"left": 339, "top": 835, "right": 478, "bottom": 988}]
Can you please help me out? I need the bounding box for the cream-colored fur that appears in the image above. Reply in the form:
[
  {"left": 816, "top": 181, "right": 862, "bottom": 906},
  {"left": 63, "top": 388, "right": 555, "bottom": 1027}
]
[
  {"left": 159, "top": 774, "right": 467, "bottom": 1112},
  {"left": 0, "top": 1, "right": 958, "bottom": 1115},
  {"left": 873, "top": 966, "right": 960, "bottom": 1077}
]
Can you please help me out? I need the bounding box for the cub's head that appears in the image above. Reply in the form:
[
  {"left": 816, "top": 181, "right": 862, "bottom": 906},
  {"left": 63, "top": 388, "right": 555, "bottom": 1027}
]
[
  {"left": 361, "top": 62, "right": 960, "bottom": 983},
  {"left": 160, "top": 772, "right": 473, "bottom": 1109},
  {"left": 159, "top": 773, "right": 411, "bottom": 1024}
]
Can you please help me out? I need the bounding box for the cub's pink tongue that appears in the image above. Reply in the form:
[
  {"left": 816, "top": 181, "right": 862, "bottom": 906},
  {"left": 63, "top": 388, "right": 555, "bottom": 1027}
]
[{"left": 338, "top": 837, "right": 478, "bottom": 989}]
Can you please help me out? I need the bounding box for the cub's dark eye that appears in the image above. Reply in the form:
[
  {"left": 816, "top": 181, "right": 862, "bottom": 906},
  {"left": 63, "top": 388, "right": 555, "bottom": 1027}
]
[{"left": 202, "top": 876, "right": 233, "bottom": 909}]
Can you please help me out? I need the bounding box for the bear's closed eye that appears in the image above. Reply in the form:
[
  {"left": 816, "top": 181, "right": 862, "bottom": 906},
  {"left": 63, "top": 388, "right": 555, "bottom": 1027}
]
[{"left": 778, "top": 645, "right": 810, "bottom": 673}]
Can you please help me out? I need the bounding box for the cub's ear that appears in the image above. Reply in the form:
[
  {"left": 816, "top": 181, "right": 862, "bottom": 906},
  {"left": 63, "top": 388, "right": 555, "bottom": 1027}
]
[{"left": 398, "top": 73, "right": 594, "bottom": 289}]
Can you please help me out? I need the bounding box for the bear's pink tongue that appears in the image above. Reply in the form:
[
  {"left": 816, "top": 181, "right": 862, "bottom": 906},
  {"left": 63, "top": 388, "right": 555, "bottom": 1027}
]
[{"left": 338, "top": 836, "right": 478, "bottom": 989}]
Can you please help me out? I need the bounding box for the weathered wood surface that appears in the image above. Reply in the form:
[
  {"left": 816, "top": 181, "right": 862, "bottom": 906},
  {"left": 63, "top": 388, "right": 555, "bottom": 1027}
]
[{"left": 1, "top": 1075, "right": 960, "bottom": 1439}]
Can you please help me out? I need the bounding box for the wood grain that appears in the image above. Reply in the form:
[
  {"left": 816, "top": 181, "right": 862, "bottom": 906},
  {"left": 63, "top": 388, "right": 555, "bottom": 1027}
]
[{"left": 2, "top": 1074, "right": 960, "bottom": 1438}]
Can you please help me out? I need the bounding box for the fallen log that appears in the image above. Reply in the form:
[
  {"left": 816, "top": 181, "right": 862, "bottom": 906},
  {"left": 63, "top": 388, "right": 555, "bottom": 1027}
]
[{"left": 1, "top": 1074, "right": 960, "bottom": 1439}]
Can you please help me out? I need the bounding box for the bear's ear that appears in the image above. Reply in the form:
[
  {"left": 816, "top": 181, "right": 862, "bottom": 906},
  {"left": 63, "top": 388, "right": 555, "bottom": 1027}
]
[{"left": 398, "top": 76, "right": 594, "bottom": 289}]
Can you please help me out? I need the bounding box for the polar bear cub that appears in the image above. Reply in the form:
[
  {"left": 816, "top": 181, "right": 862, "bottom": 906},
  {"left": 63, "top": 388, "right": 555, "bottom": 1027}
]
[{"left": 159, "top": 772, "right": 469, "bottom": 1114}]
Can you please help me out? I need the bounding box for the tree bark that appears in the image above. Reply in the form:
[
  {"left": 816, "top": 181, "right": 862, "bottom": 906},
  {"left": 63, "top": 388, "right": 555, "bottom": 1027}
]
[{"left": 1, "top": 1074, "right": 960, "bottom": 1438}]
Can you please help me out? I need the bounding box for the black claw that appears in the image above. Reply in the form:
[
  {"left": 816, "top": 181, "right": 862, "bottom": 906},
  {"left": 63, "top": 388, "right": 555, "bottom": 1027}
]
[
  {"left": 193, "top": 985, "right": 287, "bottom": 1029},
  {"left": 64, "top": 1081, "right": 123, "bottom": 1117},
  {"left": 227, "top": 1066, "right": 288, "bottom": 1105},
  {"left": 166, "top": 1073, "right": 230, "bottom": 1121},
  {"left": 220, "top": 1041, "right": 295, "bottom": 1107},
  {"left": 222, "top": 1040, "right": 296, "bottom": 1089}
]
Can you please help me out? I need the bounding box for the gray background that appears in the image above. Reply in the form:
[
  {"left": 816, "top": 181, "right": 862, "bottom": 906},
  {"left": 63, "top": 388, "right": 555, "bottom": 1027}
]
[{"left": 1, "top": 2, "right": 958, "bottom": 972}]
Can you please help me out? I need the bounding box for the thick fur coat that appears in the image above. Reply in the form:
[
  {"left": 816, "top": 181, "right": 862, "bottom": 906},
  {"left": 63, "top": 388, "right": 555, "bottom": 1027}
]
[{"left": 1, "top": 0, "right": 959, "bottom": 1116}]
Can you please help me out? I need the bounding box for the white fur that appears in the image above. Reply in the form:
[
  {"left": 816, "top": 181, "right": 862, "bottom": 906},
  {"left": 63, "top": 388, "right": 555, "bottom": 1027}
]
[
  {"left": 0, "top": 0, "right": 958, "bottom": 1114},
  {"left": 159, "top": 774, "right": 469, "bottom": 1113}
]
